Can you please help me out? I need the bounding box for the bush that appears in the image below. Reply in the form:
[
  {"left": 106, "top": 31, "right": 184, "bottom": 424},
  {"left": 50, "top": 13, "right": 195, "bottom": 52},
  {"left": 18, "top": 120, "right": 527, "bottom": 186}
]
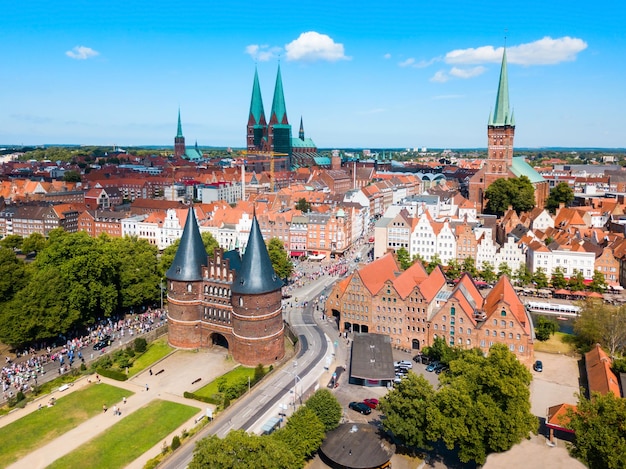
[
  {"left": 254, "top": 364, "right": 266, "bottom": 383},
  {"left": 96, "top": 367, "right": 128, "bottom": 381},
  {"left": 91, "top": 355, "right": 113, "bottom": 370},
  {"left": 134, "top": 337, "right": 147, "bottom": 353},
  {"left": 171, "top": 435, "right": 181, "bottom": 450},
  {"left": 80, "top": 363, "right": 87, "bottom": 371},
  {"left": 125, "top": 347, "right": 136, "bottom": 357}
]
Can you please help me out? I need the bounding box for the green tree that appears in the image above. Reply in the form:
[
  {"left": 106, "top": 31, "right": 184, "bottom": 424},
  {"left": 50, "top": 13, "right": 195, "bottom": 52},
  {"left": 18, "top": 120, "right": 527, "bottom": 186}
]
[
  {"left": 272, "top": 407, "right": 325, "bottom": 464},
  {"left": 189, "top": 430, "right": 299, "bottom": 469},
  {"left": 267, "top": 238, "right": 293, "bottom": 280},
  {"left": 396, "top": 247, "right": 412, "bottom": 270},
  {"left": 0, "top": 234, "right": 23, "bottom": 251},
  {"left": 379, "top": 373, "right": 436, "bottom": 451},
  {"left": 446, "top": 258, "right": 461, "bottom": 280},
  {"left": 461, "top": 257, "right": 477, "bottom": 278},
  {"left": 427, "top": 253, "right": 442, "bottom": 274},
  {"left": 574, "top": 300, "right": 626, "bottom": 356},
  {"left": 159, "top": 230, "right": 219, "bottom": 276},
  {"left": 21, "top": 233, "right": 47, "bottom": 254},
  {"left": 63, "top": 170, "right": 82, "bottom": 182},
  {"left": 590, "top": 270, "right": 607, "bottom": 293},
  {"left": 534, "top": 315, "right": 559, "bottom": 341},
  {"left": 551, "top": 267, "right": 567, "bottom": 290},
  {"left": 514, "top": 264, "right": 532, "bottom": 287},
  {"left": 545, "top": 182, "right": 575, "bottom": 214},
  {"left": 295, "top": 198, "right": 311, "bottom": 213},
  {"left": 305, "top": 388, "right": 342, "bottom": 432},
  {"left": 532, "top": 267, "right": 549, "bottom": 289},
  {"left": 566, "top": 392, "right": 626, "bottom": 469},
  {"left": 497, "top": 262, "right": 512, "bottom": 279},
  {"left": 0, "top": 247, "right": 30, "bottom": 304},
  {"left": 485, "top": 176, "right": 535, "bottom": 216},
  {"left": 568, "top": 269, "right": 586, "bottom": 292},
  {"left": 480, "top": 262, "right": 496, "bottom": 284}
]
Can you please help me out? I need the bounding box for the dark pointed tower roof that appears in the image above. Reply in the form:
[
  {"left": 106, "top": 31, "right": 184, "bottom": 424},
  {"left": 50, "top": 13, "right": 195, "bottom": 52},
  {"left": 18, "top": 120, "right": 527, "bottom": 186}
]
[
  {"left": 232, "top": 213, "right": 283, "bottom": 295},
  {"left": 270, "top": 64, "right": 288, "bottom": 125},
  {"left": 249, "top": 67, "right": 266, "bottom": 125},
  {"left": 489, "top": 48, "right": 513, "bottom": 127},
  {"left": 299, "top": 116, "right": 305, "bottom": 140},
  {"left": 165, "top": 207, "right": 207, "bottom": 281},
  {"left": 176, "top": 108, "right": 184, "bottom": 138}
]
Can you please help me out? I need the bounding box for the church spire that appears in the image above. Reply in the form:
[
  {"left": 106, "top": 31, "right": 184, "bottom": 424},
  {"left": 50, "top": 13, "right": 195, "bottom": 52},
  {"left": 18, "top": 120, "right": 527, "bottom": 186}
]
[
  {"left": 299, "top": 116, "right": 304, "bottom": 140},
  {"left": 490, "top": 48, "right": 513, "bottom": 127},
  {"left": 249, "top": 67, "right": 266, "bottom": 125},
  {"left": 165, "top": 207, "right": 208, "bottom": 282},
  {"left": 176, "top": 108, "right": 184, "bottom": 138},
  {"left": 270, "top": 64, "right": 288, "bottom": 125}
]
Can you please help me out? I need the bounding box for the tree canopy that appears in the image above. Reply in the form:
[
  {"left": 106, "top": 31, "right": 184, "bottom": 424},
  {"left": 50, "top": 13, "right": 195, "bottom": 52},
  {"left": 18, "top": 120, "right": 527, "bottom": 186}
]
[
  {"left": 485, "top": 176, "right": 535, "bottom": 216},
  {"left": 295, "top": 198, "right": 311, "bottom": 213},
  {"left": 396, "top": 247, "right": 412, "bottom": 270},
  {"left": 272, "top": 406, "right": 325, "bottom": 465},
  {"left": 574, "top": 300, "right": 626, "bottom": 356},
  {"left": 304, "top": 388, "right": 342, "bottom": 432},
  {"left": 545, "top": 182, "right": 574, "bottom": 214},
  {"left": 267, "top": 238, "right": 293, "bottom": 280},
  {"left": 159, "top": 231, "right": 219, "bottom": 276}
]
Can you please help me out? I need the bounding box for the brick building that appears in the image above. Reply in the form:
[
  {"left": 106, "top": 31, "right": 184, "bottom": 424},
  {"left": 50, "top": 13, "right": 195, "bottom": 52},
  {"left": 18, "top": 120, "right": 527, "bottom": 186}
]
[{"left": 166, "top": 207, "right": 285, "bottom": 366}]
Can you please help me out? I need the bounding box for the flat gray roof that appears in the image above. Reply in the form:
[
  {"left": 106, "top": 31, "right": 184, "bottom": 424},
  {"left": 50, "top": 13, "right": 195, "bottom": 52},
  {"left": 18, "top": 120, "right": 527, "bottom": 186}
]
[{"left": 349, "top": 333, "right": 395, "bottom": 381}]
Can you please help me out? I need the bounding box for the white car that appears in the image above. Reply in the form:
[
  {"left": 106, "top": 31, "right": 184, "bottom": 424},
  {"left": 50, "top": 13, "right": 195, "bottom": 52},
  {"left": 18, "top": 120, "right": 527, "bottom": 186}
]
[{"left": 394, "top": 360, "right": 413, "bottom": 369}]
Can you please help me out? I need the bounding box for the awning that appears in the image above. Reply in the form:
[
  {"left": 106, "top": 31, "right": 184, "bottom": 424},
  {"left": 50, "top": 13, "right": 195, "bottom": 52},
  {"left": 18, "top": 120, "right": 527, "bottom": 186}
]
[{"left": 290, "top": 251, "right": 304, "bottom": 257}]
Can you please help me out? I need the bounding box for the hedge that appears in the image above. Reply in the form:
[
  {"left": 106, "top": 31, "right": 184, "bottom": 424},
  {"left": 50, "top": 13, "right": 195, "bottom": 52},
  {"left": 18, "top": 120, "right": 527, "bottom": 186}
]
[{"left": 96, "top": 368, "right": 128, "bottom": 381}]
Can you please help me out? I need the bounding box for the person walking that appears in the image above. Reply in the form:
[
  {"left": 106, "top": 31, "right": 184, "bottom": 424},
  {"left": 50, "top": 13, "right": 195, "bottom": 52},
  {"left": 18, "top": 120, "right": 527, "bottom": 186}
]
[
  {"left": 145, "top": 383, "right": 149, "bottom": 392},
  {"left": 123, "top": 396, "right": 127, "bottom": 405}
]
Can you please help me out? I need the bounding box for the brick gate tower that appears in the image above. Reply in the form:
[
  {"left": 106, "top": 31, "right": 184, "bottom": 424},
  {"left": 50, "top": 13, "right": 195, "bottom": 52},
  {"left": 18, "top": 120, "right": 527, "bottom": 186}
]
[{"left": 166, "top": 206, "right": 285, "bottom": 366}]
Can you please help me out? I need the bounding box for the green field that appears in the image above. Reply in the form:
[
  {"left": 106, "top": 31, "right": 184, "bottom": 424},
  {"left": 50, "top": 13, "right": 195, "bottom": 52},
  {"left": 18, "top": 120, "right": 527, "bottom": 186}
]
[
  {"left": 128, "top": 337, "right": 174, "bottom": 377},
  {"left": 534, "top": 331, "right": 577, "bottom": 355},
  {"left": 192, "top": 366, "right": 254, "bottom": 398},
  {"left": 47, "top": 400, "right": 199, "bottom": 469},
  {"left": 0, "top": 383, "right": 130, "bottom": 467}
]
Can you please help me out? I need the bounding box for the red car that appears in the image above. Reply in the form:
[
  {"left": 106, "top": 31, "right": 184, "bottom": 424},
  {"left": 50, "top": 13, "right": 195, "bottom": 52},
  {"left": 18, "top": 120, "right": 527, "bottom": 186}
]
[{"left": 363, "top": 398, "right": 379, "bottom": 409}]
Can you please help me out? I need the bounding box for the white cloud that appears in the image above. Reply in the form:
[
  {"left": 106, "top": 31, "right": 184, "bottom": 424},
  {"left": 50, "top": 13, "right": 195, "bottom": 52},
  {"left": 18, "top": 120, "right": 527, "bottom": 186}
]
[
  {"left": 444, "top": 36, "right": 587, "bottom": 66},
  {"left": 449, "top": 66, "right": 486, "bottom": 79},
  {"left": 285, "top": 31, "right": 349, "bottom": 62},
  {"left": 383, "top": 53, "right": 391, "bottom": 60},
  {"left": 430, "top": 71, "right": 449, "bottom": 83},
  {"left": 398, "top": 58, "right": 415, "bottom": 68},
  {"left": 65, "top": 45, "right": 99, "bottom": 60},
  {"left": 245, "top": 44, "right": 282, "bottom": 62},
  {"left": 398, "top": 56, "right": 441, "bottom": 69}
]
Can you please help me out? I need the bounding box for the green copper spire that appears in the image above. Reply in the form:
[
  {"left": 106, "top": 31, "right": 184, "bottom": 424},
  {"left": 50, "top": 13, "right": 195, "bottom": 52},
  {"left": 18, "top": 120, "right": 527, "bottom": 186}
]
[
  {"left": 249, "top": 67, "right": 266, "bottom": 125},
  {"left": 270, "top": 64, "right": 288, "bottom": 124},
  {"left": 490, "top": 49, "right": 513, "bottom": 126},
  {"left": 299, "top": 116, "right": 304, "bottom": 140},
  {"left": 176, "top": 108, "right": 183, "bottom": 138}
]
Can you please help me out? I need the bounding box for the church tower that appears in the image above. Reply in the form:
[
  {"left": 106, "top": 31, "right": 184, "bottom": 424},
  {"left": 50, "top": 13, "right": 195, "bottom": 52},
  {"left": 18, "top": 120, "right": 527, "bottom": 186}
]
[
  {"left": 174, "top": 109, "right": 186, "bottom": 159},
  {"left": 230, "top": 213, "right": 285, "bottom": 365},
  {"left": 268, "top": 64, "right": 292, "bottom": 167},
  {"left": 166, "top": 207, "right": 207, "bottom": 348},
  {"left": 247, "top": 67, "right": 268, "bottom": 152}
]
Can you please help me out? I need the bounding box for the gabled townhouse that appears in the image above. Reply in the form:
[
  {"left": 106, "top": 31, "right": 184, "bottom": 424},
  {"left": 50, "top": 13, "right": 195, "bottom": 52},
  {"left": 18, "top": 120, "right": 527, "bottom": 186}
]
[
  {"left": 455, "top": 218, "right": 477, "bottom": 263},
  {"left": 495, "top": 234, "right": 526, "bottom": 273},
  {"left": 475, "top": 231, "right": 498, "bottom": 269},
  {"left": 289, "top": 215, "right": 308, "bottom": 257},
  {"left": 527, "top": 238, "right": 596, "bottom": 279},
  {"left": 594, "top": 246, "right": 620, "bottom": 285},
  {"left": 410, "top": 211, "right": 439, "bottom": 262}
]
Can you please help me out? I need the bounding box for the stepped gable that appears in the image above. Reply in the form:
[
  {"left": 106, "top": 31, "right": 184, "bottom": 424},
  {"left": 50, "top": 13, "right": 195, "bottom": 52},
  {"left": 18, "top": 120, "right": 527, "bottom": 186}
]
[
  {"left": 232, "top": 212, "right": 283, "bottom": 295},
  {"left": 165, "top": 207, "right": 207, "bottom": 282}
]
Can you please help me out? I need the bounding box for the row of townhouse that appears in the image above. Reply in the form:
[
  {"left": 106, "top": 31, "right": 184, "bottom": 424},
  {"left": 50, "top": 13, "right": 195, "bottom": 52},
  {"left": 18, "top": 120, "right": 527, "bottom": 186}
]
[{"left": 325, "top": 253, "right": 535, "bottom": 366}]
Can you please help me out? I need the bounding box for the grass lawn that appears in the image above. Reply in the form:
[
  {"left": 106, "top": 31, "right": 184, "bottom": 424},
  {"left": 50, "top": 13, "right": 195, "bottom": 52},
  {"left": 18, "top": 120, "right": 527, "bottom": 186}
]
[
  {"left": 534, "top": 332, "right": 577, "bottom": 355},
  {"left": 193, "top": 366, "right": 255, "bottom": 398},
  {"left": 47, "top": 400, "right": 199, "bottom": 469},
  {"left": 127, "top": 337, "right": 174, "bottom": 377},
  {"left": 0, "top": 383, "right": 130, "bottom": 467}
]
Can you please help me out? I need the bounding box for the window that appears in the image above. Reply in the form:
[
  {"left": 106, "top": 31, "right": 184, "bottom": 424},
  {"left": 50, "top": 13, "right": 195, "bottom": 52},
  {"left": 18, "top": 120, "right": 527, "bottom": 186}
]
[{"left": 501, "top": 310, "right": 506, "bottom": 316}]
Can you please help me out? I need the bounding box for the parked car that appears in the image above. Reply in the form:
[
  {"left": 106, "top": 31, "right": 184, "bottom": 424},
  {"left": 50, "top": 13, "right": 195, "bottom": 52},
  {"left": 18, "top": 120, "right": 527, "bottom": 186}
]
[
  {"left": 413, "top": 354, "right": 429, "bottom": 364},
  {"left": 394, "top": 360, "right": 413, "bottom": 369},
  {"left": 363, "top": 398, "right": 379, "bottom": 409},
  {"left": 425, "top": 361, "right": 440, "bottom": 372},
  {"left": 533, "top": 360, "right": 543, "bottom": 372},
  {"left": 93, "top": 340, "right": 108, "bottom": 351},
  {"left": 349, "top": 401, "right": 372, "bottom": 415},
  {"left": 435, "top": 365, "right": 449, "bottom": 375}
]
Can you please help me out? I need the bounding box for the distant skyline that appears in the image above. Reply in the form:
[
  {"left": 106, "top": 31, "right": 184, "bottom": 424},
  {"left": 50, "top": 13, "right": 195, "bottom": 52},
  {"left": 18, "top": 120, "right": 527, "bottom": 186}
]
[{"left": 1, "top": 1, "right": 624, "bottom": 149}]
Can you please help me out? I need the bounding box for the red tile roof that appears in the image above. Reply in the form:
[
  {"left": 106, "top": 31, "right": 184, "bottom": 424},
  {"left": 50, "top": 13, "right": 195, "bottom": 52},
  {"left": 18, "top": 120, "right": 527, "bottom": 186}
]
[{"left": 585, "top": 344, "right": 621, "bottom": 397}]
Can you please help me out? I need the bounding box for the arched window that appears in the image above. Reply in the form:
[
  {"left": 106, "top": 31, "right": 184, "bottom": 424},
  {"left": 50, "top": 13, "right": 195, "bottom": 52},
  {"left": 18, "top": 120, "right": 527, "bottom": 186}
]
[
  {"left": 187, "top": 283, "right": 192, "bottom": 292},
  {"left": 239, "top": 297, "right": 244, "bottom": 307}
]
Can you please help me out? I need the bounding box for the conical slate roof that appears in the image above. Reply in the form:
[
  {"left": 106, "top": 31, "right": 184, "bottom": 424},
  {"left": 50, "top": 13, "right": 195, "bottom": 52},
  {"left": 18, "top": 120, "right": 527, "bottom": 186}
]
[
  {"left": 249, "top": 67, "right": 266, "bottom": 125},
  {"left": 165, "top": 207, "right": 207, "bottom": 282},
  {"left": 489, "top": 48, "right": 513, "bottom": 127},
  {"left": 270, "top": 64, "right": 288, "bottom": 125},
  {"left": 232, "top": 214, "right": 283, "bottom": 295}
]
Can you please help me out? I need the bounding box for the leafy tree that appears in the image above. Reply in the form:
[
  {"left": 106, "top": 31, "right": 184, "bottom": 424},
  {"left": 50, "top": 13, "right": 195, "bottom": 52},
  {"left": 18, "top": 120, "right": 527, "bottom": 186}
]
[
  {"left": 190, "top": 430, "right": 299, "bottom": 469},
  {"left": 485, "top": 176, "right": 535, "bottom": 216},
  {"left": 461, "top": 257, "right": 477, "bottom": 278},
  {"left": 551, "top": 267, "right": 567, "bottom": 290},
  {"left": 63, "top": 170, "right": 82, "bottom": 182},
  {"left": 0, "top": 247, "right": 30, "bottom": 303},
  {"left": 379, "top": 373, "right": 436, "bottom": 451},
  {"left": 426, "top": 253, "right": 442, "bottom": 274},
  {"left": 422, "top": 337, "right": 460, "bottom": 365},
  {"left": 0, "top": 234, "right": 23, "bottom": 251},
  {"left": 574, "top": 300, "right": 626, "bottom": 356},
  {"left": 305, "top": 388, "right": 342, "bottom": 432},
  {"left": 159, "top": 230, "right": 219, "bottom": 275},
  {"left": 534, "top": 315, "right": 559, "bottom": 341},
  {"left": 267, "top": 238, "right": 293, "bottom": 280},
  {"left": 480, "top": 262, "right": 496, "bottom": 284},
  {"left": 514, "top": 264, "right": 532, "bottom": 287},
  {"left": 590, "top": 270, "right": 607, "bottom": 293},
  {"left": 566, "top": 392, "right": 626, "bottom": 469},
  {"left": 396, "top": 247, "right": 412, "bottom": 270},
  {"left": 497, "top": 262, "right": 512, "bottom": 279},
  {"left": 21, "top": 233, "right": 47, "bottom": 254},
  {"left": 545, "top": 182, "right": 574, "bottom": 214},
  {"left": 272, "top": 406, "right": 325, "bottom": 464},
  {"left": 532, "top": 267, "right": 549, "bottom": 289},
  {"left": 295, "top": 198, "right": 311, "bottom": 213},
  {"left": 568, "top": 269, "right": 586, "bottom": 292},
  {"left": 446, "top": 258, "right": 461, "bottom": 280}
]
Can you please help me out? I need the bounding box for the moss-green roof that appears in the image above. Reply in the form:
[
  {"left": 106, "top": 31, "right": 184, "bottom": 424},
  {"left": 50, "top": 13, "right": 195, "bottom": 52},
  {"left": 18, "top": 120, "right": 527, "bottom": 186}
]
[
  {"left": 249, "top": 67, "right": 266, "bottom": 125},
  {"left": 291, "top": 137, "right": 316, "bottom": 148},
  {"left": 270, "top": 64, "right": 288, "bottom": 124},
  {"left": 489, "top": 49, "right": 514, "bottom": 127},
  {"left": 510, "top": 157, "right": 545, "bottom": 184}
]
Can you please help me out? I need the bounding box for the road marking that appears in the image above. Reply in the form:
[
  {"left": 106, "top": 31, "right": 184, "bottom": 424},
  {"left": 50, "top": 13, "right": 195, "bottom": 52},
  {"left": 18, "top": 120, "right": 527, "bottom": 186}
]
[{"left": 242, "top": 408, "right": 251, "bottom": 418}]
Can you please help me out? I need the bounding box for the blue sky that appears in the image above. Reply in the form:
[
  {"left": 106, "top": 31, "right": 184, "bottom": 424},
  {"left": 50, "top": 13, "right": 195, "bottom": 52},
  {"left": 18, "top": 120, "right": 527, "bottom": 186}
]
[{"left": 1, "top": 1, "right": 624, "bottom": 149}]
